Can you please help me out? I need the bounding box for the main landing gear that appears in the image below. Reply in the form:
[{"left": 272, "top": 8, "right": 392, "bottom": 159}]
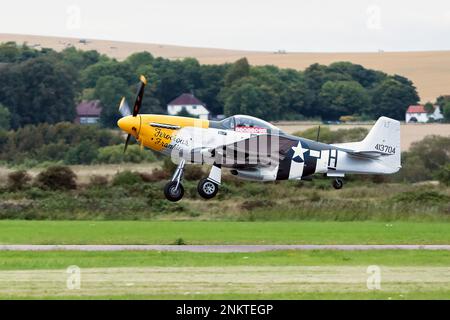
[
  {"left": 198, "top": 164, "right": 221, "bottom": 200},
  {"left": 164, "top": 159, "right": 185, "bottom": 202},
  {"left": 197, "top": 178, "right": 219, "bottom": 199},
  {"left": 332, "top": 178, "right": 344, "bottom": 190},
  {"left": 164, "top": 161, "right": 222, "bottom": 201}
]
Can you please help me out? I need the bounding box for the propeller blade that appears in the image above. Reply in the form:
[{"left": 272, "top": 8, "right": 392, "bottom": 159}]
[
  {"left": 132, "top": 75, "right": 147, "bottom": 117},
  {"left": 118, "top": 97, "right": 131, "bottom": 117},
  {"left": 124, "top": 134, "right": 132, "bottom": 153}
]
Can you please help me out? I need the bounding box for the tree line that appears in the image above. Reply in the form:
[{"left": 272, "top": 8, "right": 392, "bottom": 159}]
[{"left": 0, "top": 41, "right": 423, "bottom": 129}]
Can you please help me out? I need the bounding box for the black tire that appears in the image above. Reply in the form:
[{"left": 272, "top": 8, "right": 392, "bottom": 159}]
[
  {"left": 164, "top": 181, "right": 184, "bottom": 202},
  {"left": 332, "top": 178, "right": 344, "bottom": 190},
  {"left": 197, "top": 178, "right": 219, "bottom": 199}
]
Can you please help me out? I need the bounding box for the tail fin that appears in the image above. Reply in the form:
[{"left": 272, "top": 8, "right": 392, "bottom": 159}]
[{"left": 358, "top": 117, "right": 401, "bottom": 173}]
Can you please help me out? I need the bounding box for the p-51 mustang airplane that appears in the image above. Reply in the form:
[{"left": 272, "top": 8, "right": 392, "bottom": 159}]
[{"left": 118, "top": 76, "right": 401, "bottom": 202}]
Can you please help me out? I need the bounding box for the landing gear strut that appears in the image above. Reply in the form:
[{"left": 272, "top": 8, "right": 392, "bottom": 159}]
[
  {"left": 164, "top": 159, "right": 185, "bottom": 202},
  {"left": 332, "top": 178, "right": 344, "bottom": 190}
]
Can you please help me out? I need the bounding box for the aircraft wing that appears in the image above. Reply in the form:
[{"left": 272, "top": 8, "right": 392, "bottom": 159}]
[{"left": 211, "top": 134, "right": 300, "bottom": 167}]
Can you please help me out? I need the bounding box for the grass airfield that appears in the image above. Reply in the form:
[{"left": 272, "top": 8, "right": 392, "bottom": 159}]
[{"left": 0, "top": 221, "right": 449, "bottom": 299}]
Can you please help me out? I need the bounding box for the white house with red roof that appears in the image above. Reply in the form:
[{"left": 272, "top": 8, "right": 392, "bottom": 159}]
[
  {"left": 75, "top": 100, "right": 102, "bottom": 124},
  {"left": 167, "top": 93, "right": 210, "bottom": 120},
  {"left": 405, "top": 105, "right": 443, "bottom": 123}
]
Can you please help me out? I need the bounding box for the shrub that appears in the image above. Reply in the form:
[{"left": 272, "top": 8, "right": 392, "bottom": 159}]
[
  {"left": 390, "top": 190, "right": 450, "bottom": 205},
  {"left": 396, "top": 136, "right": 450, "bottom": 182},
  {"left": 35, "top": 166, "right": 77, "bottom": 190},
  {"left": 96, "top": 144, "right": 157, "bottom": 164},
  {"left": 140, "top": 169, "right": 169, "bottom": 182},
  {"left": 241, "top": 199, "right": 275, "bottom": 210},
  {"left": 184, "top": 165, "right": 204, "bottom": 181},
  {"left": 112, "top": 171, "right": 143, "bottom": 186},
  {"left": 435, "top": 164, "right": 450, "bottom": 186},
  {"left": 161, "top": 159, "right": 205, "bottom": 181},
  {"left": 65, "top": 141, "right": 98, "bottom": 165},
  {"left": 7, "top": 170, "right": 31, "bottom": 191},
  {"left": 173, "top": 238, "right": 186, "bottom": 245},
  {"left": 89, "top": 175, "right": 109, "bottom": 187}
]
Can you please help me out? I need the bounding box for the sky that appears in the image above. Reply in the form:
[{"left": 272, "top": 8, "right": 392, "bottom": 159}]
[{"left": 1, "top": 0, "right": 450, "bottom": 52}]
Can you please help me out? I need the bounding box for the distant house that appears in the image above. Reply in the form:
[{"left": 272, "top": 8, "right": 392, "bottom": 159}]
[
  {"left": 75, "top": 100, "right": 102, "bottom": 125},
  {"left": 405, "top": 105, "right": 443, "bottom": 123},
  {"left": 167, "top": 93, "right": 210, "bottom": 120}
]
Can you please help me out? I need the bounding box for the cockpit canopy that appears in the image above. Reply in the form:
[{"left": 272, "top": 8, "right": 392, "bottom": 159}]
[{"left": 220, "top": 115, "right": 283, "bottom": 134}]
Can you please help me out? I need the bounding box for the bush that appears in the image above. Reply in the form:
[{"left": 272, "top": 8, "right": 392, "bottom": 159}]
[
  {"left": 112, "top": 171, "right": 143, "bottom": 186},
  {"left": 0, "top": 122, "right": 122, "bottom": 165},
  {"left": 435, "top": 164, "right": 450, "bottom": 186},
  {"left": 140, "top": 169, "right": 169, "bottom": 182},
  {"left": 35, "top": 166, "right": 77, "bottom": 190},
  {"left": 396, "top": 136, "right": 450, "bottom": 182},
  {"left": 390, "top": 190, "right": 450, "bottom": 205},
  {"left": 7, "top": 170, "right": 31, "bottom": 191},
  {"left": 241, "top": 199, "right": 275, "bottom": 210},
  {"left": 96, "top": 144, "right": 157, "bottom": 164},
  {"left": 89, "top": 175, "right": 109, "bottom": 187},
  {"left": 184, "top": 165, "right": 205, "bottom": 181},
  {"left": 65, "top": 141, "right": 98, "bottom": 165}
]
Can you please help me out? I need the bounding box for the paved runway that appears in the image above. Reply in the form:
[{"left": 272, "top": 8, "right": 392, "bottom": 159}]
[{"left": 1, "top": 245, "right": 450, "bottom": 252}]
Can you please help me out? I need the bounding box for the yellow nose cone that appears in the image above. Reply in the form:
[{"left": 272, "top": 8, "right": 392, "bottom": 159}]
[{"left": 117, "top": 116, "right": 141, "bottom": 135}]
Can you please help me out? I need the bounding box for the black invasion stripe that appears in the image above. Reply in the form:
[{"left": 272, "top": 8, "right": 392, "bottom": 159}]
[{"left": 275, "top": 139, "right": 298, "bottom": 180}]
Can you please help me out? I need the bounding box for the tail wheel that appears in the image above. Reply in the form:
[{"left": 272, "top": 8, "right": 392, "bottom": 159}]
[
  {"left": 164, "top": 181, "right": 184, "bottom": 202},
  {"left": 197, "top": 178, "right": 219, "bottom": 199},
  {"left": 332, "top": 178, "right": 344, "bottom": 190}
]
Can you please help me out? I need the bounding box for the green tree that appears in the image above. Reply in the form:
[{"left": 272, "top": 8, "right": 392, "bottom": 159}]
[
  {"left": 125, "top": 52, "right": 154, "bottom": 70},
  {"left": 0, "top": 57, "right": 78, "bottom": 128},
  {"left": 319, "top": 81, "right": 370, "bottom": 119},
  {"left": 0, "top": 104, "right": 11, "bottom": 130},
  {"left": 65, "top": 141, "right": 98, "bottom": 165},
  {"left": 424, "top": 102, "right": 434, "bottom": 114},
  {"left": 196, "top": 64, "right": 228, "bottom": 116},
  {"left": 443, "top": 102, "right": 450, "bottom": 123},
  {"left": 61, "top": 47, "right": 101, "bottom": 70},
  {"left": 224, "top": 58, "right": 250, "bottom": 86},
  {"left": 370, "top": 78, "right": 419, "bottom": 120},
  {"left": 93, "top": 76, "right": 131, "bottom": 127},
  {"left": 222, "top": 79, "right": 280, "bottom": 120},
  {"left": 81, "top": 60, "right": 134, "bottom": 88}
]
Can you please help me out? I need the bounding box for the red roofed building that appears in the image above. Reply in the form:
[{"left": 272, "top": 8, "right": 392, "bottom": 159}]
[
  {"left": 167, "top": 93, "right": 210, "bottom": 119},
  {"left": 75, "top": 100, "right": 102, "bottom": 125},
  {"left": 406, "top": 105, "right": 443, "bottom": 123}
]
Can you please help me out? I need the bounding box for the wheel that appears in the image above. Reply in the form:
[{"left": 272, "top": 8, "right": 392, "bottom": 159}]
[
  {"left": 164, "top": 181, "right": 184, "bottom": 202},
  {"left": 332, "top": 178, "right": 344, "bottom": 190},
  {"left": 197, "top": 178, "right": 219, "bottom": 199}
]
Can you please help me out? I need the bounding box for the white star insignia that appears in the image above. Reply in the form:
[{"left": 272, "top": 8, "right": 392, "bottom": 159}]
[{"left": 291, "top": 143, "right": 309, "bottom": 162}]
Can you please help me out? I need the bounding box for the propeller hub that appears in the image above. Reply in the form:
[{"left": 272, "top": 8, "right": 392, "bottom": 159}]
[{"left": 117, "top": 115, "right": 141, "bottom": 137}]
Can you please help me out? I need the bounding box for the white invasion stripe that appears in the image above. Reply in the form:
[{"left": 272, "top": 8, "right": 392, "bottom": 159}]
[
  {"left": 310, "top": 150, "right": 321, "bottom": 158},
  {"left": 288, "top": 160, "right": 304, "bottom": 179}
]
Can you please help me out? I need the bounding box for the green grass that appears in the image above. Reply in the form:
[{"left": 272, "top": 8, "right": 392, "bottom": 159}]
[
  {"left": 1, "top": 250, "right": 449, "bottom": 300},
  {"left": 0, "top": 220, "right": 450, "bottom": 245},
  {"left": 10, "top": 292, "right": 449, "bottom": 300},
  {"left": 0, "top": 250, "right": 449, "bottom": 270}
]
